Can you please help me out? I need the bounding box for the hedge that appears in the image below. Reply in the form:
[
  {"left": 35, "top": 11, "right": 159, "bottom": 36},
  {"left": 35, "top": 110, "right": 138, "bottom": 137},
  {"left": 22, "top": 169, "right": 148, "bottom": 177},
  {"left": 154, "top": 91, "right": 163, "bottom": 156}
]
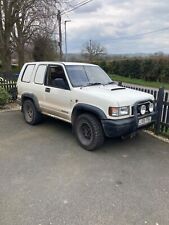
[
  {"left": 95, "top": 56, "right": 169, "bottom": 83},
  {"left": 0, "top": 87, "right": 9, "bottom": 106}
]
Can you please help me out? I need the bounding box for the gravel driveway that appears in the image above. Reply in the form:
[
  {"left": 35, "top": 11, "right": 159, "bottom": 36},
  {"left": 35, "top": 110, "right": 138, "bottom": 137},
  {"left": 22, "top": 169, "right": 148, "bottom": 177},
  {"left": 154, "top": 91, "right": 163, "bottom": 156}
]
[{"left": 0, "top": 111, "right": 169, "bottom": 225}]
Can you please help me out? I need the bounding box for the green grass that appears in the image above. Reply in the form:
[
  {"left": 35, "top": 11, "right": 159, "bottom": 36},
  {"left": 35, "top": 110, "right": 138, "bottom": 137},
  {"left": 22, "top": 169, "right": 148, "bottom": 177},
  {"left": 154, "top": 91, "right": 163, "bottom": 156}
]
[{"left": 110, "top": 74, "right": 169, "bottom": 90}]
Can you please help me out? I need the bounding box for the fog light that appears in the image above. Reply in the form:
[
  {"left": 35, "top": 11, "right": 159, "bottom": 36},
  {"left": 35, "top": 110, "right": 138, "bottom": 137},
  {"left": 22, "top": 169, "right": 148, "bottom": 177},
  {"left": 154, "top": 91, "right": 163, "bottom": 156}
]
[
  {"left": 149, "top": 102, "right": 154, "bottom": 113},
  {"left": 140, "top": 105, "right": 146, "bottom": 115}
]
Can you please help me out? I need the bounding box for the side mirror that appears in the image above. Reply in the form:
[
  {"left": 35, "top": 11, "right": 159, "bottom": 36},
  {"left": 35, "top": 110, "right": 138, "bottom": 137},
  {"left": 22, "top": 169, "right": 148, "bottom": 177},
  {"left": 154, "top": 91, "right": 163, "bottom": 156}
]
[{"left": 53, "top": 78, "right": 69, "bottom": 90}]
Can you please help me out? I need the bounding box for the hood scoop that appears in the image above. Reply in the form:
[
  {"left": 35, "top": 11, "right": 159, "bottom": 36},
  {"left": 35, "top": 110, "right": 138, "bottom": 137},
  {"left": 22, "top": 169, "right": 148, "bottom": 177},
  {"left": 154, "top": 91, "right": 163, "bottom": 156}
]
[{"left": 111, "top": 87, "right": 126, "bottom": 91}]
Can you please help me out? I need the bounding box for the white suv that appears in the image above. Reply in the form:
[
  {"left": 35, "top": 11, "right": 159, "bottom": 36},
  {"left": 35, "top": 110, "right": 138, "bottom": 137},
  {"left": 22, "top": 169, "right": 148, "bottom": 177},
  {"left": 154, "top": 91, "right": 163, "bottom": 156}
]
[{"left": 17, "top": 62, "right": 156, "bottom": 150}]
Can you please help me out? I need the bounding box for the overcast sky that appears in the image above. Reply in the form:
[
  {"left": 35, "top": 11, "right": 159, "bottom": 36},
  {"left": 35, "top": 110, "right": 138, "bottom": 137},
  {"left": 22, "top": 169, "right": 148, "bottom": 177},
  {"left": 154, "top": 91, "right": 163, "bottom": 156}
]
[{"left": 63, "top": 0, "right": 169, "bottom": 54}]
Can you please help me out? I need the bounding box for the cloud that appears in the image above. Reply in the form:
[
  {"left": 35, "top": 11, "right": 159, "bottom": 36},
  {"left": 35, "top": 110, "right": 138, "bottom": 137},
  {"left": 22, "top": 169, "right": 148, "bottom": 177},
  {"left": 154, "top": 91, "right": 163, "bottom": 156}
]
[
  {"left": 63, "top": 0, "right": 169, "bottom": 54},
  {"left": 74, "top": 1, "right": 102, "bottom": 14}
]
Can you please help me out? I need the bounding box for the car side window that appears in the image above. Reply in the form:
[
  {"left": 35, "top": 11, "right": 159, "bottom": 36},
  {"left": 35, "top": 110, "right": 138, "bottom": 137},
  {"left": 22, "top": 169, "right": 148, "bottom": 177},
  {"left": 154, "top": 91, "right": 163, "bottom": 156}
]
[
  {"left": 45, "top": 65, "right": 69, "bottom": 90},
  {"left": 34, "top": 65, "right": 47, "bottom": 85},
  {"left": 22, "top": 64, "right": 35, "bottom": 82}
]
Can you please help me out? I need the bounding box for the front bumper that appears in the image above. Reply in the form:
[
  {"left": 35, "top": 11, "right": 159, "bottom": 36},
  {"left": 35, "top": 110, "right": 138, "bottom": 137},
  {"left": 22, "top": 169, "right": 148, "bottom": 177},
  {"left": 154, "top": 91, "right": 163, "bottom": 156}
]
[{"left": 101, "top": 112, "right": 157, "bottom": 138}]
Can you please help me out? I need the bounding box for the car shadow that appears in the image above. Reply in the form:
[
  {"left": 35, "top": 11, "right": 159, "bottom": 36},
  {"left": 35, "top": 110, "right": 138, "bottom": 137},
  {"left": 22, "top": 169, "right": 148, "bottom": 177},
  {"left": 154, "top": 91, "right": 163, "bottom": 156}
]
[{"left": 42, "top": 115, "right": 145, "bottom": 154}]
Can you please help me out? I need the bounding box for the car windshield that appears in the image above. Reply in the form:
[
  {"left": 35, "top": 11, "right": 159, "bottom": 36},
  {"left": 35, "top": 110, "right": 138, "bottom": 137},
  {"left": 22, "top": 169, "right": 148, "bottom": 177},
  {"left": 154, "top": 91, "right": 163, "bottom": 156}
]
[{"left": 65, "top": 65, "right": 112, "bottom": 87}]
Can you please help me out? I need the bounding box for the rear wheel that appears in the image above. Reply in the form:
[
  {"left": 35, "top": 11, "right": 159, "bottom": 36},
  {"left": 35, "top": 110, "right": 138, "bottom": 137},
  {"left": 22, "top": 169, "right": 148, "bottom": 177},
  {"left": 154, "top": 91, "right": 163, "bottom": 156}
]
[
  {"left": 74, "top": 113, "right": 104, "bottom": 151},
  {"left": 23, "top": 99, "right": 42, "bottom": 125}
]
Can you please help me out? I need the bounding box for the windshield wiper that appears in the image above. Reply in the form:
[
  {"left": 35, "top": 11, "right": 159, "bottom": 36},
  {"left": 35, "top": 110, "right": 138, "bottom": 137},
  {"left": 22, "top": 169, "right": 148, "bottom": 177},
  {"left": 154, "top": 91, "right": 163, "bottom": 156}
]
[
  {"left": 105, "top": 81, "right": 115, "bottom": 85},
  {"left": 87, "top": 82, "right": 102, "bottom": 86}
]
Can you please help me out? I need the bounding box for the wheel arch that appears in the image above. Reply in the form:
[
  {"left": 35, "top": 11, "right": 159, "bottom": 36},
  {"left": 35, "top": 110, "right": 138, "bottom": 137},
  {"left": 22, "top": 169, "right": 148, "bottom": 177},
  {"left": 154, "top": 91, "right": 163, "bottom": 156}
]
[
  {"left": 21, "top": 93, "right": 41, "bottom": 112},
  {"left": 71, "top": 103, "right": 107, "bottom": 125}
]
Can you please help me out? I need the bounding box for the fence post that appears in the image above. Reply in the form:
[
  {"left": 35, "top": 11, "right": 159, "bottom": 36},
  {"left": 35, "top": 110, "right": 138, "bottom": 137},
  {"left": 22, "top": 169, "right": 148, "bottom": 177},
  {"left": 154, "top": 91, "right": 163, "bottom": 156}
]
[
  {"left": 155, "top": 87, "right": 164, "bottom": 135},
  {"left": 118, "top": 81, "right": 122, "bottom": 86}
]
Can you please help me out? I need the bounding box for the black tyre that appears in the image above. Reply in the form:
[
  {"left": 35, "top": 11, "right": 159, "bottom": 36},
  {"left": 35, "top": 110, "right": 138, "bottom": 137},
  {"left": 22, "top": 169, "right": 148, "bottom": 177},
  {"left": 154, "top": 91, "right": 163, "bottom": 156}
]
[
  {"left": 74, "top": 113, "right": 104, "bottom": 151},
  {"left": 23, "top": 99, "right": 42, "bottom": 125}
]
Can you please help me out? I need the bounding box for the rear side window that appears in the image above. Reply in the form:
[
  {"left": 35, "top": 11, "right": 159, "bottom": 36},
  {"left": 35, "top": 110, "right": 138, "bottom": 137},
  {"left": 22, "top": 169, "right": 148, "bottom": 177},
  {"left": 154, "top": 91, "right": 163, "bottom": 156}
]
[
  {"left": 34, "top": 65, "right": 47, "bottom": 84},
  {"left": 22, "top": 64, "right": 35, "bottom": 82}
]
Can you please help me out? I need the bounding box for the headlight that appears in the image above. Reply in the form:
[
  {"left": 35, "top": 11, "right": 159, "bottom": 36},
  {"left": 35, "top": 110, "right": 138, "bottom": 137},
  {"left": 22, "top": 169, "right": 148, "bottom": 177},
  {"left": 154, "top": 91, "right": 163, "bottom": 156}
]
[
  {"left": 149, "top": 102, "right": 154, "bottom": 113},
  {"left": 140, "top": 105, "right": 146, "bottom": 115},
  {"left": 109, "top": 106, "right": 130, "bottom": 117}
]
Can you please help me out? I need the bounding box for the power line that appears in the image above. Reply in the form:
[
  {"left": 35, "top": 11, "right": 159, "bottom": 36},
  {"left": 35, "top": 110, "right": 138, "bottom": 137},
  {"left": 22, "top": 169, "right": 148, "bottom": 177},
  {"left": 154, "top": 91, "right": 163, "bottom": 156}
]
[
  {"left": 111, "top": 26, "right": 169, "bottom": 41},
  {"left": 57, "top": 0, "right": 93, "bottom": 59},
  {"left": 61, "top": 0, "right": 94, "bottom": 15}
]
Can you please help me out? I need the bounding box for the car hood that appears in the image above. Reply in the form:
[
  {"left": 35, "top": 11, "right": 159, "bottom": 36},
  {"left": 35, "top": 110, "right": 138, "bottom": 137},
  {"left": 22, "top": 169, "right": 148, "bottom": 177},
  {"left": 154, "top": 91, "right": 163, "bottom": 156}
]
[{"left": 74, "top": 84, "right": 154, "bottom": 106}]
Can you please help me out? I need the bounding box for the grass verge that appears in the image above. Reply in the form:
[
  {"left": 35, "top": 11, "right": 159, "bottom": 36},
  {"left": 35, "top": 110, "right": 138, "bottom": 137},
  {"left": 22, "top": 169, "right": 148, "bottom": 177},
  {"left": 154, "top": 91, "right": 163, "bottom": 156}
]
[{"left": 110, "top": 74, "right": 169, "bottom": 90}]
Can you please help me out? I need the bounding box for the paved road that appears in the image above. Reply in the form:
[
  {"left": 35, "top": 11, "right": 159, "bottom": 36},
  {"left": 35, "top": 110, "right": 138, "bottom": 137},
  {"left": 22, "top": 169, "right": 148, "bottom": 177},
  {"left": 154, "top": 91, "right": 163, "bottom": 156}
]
[{"left": 0, "top": 111, "right": 169, "bottom": 225}]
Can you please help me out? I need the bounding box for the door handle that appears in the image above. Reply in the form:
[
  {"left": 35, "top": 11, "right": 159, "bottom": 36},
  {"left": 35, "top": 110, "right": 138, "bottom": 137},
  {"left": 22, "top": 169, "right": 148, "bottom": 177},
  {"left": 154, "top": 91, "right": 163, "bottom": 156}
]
[{"left": 45, "top": 87, "right": 50, "bottom": 93}]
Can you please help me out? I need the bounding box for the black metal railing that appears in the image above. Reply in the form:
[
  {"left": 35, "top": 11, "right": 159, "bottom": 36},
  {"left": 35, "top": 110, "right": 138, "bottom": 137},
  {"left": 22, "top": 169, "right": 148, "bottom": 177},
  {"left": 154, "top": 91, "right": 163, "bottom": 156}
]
[{"left": 0, "top": 78, "right": 17, "bottom": 101}]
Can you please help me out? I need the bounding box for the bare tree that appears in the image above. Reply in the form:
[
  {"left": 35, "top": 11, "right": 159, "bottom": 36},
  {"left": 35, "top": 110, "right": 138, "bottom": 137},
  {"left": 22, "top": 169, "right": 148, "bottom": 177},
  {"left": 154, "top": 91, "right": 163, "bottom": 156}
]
[
  {"left": 0, "top": 0, "right": 20, "bottom": 70},
  {"left": 12, "top": 1, "right": 35, "bottom": 68},
  {"left": 12, "top": 0, "right": 61, "bottom": 69},
  {"left": 0, "top": 0, "right": 41, "bottom": 70},
  {"left": 12, "top": 0, "right": 78, "bottom": 68},
  {"left": 0, "top": 0, "right": 75, "bottom": 70},
  {"left": 82, "top": 40, "right": 107, "bottom": 62}
]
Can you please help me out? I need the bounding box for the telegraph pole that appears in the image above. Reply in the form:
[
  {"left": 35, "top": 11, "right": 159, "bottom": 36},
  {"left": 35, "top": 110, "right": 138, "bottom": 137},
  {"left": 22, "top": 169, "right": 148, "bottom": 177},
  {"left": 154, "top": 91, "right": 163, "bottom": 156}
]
[
  {"left": 89, "top": 39, "right": 92, "bottom": 62},
  {"left": 89, "top": 39, "right": 92, "bottom": 51},
  {"left": 64, "top": 20, "right": 71, "bottom": 61},
  {"left": 57, "top": 10, "right": 63, "bottom": 60}
]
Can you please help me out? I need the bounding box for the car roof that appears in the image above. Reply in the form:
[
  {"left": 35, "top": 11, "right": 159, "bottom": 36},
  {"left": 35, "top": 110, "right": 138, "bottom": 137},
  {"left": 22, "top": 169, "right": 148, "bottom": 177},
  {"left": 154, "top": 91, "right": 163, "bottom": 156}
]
[{"left": 24, "top": 61, "right": 97, "bottom": 66}]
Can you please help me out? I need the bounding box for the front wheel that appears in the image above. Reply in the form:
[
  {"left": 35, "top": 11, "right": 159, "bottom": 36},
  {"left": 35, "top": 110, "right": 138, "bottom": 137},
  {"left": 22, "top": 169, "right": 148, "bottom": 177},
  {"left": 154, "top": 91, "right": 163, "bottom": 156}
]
[{"left": 74, "top": 113, "right": 104, "bottom": 151}]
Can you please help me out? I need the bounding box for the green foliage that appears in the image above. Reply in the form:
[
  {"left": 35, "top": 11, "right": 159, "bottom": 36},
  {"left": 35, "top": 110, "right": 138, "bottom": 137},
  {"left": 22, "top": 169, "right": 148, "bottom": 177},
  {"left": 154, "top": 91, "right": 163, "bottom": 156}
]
[
  {"left": 96, "top": 56, "right": 169, "bottom": 83},
  {"left": 0, "top": 87, "right": 9, "bottom": 106},
  {"left": 33, "top": 35, "right": 58, "bottom": 61},
  {"left": 11, "top": 64, "right": 20, "bottom": 73},
  {"left": 0, "top": 64, "right": 20, "bottom": 73},
  {"left": 111, "top": 74, "right": 169, "bottom": 90}
]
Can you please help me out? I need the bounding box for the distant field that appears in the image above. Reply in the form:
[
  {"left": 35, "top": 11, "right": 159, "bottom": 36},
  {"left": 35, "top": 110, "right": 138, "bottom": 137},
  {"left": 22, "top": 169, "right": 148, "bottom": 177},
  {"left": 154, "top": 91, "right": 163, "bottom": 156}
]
[{"left": 110, "top": 74, "right": 169, "bottom": 90}]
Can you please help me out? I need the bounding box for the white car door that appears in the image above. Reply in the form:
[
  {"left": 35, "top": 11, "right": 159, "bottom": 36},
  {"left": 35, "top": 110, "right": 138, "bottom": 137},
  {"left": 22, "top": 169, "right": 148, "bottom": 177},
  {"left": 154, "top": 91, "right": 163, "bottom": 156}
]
[{"left": 43, "top": 64, "right": 72, "bottom": 122}]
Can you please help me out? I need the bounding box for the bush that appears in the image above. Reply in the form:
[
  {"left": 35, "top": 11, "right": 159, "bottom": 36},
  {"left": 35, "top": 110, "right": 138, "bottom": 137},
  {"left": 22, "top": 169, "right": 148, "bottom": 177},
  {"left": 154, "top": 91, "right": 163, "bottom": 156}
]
[
  {"left": 96, "top": 56, "right": 169, "bottom": 83},
  {"left": 0, "top": 87, "right": 9, "bottom": 106}
]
